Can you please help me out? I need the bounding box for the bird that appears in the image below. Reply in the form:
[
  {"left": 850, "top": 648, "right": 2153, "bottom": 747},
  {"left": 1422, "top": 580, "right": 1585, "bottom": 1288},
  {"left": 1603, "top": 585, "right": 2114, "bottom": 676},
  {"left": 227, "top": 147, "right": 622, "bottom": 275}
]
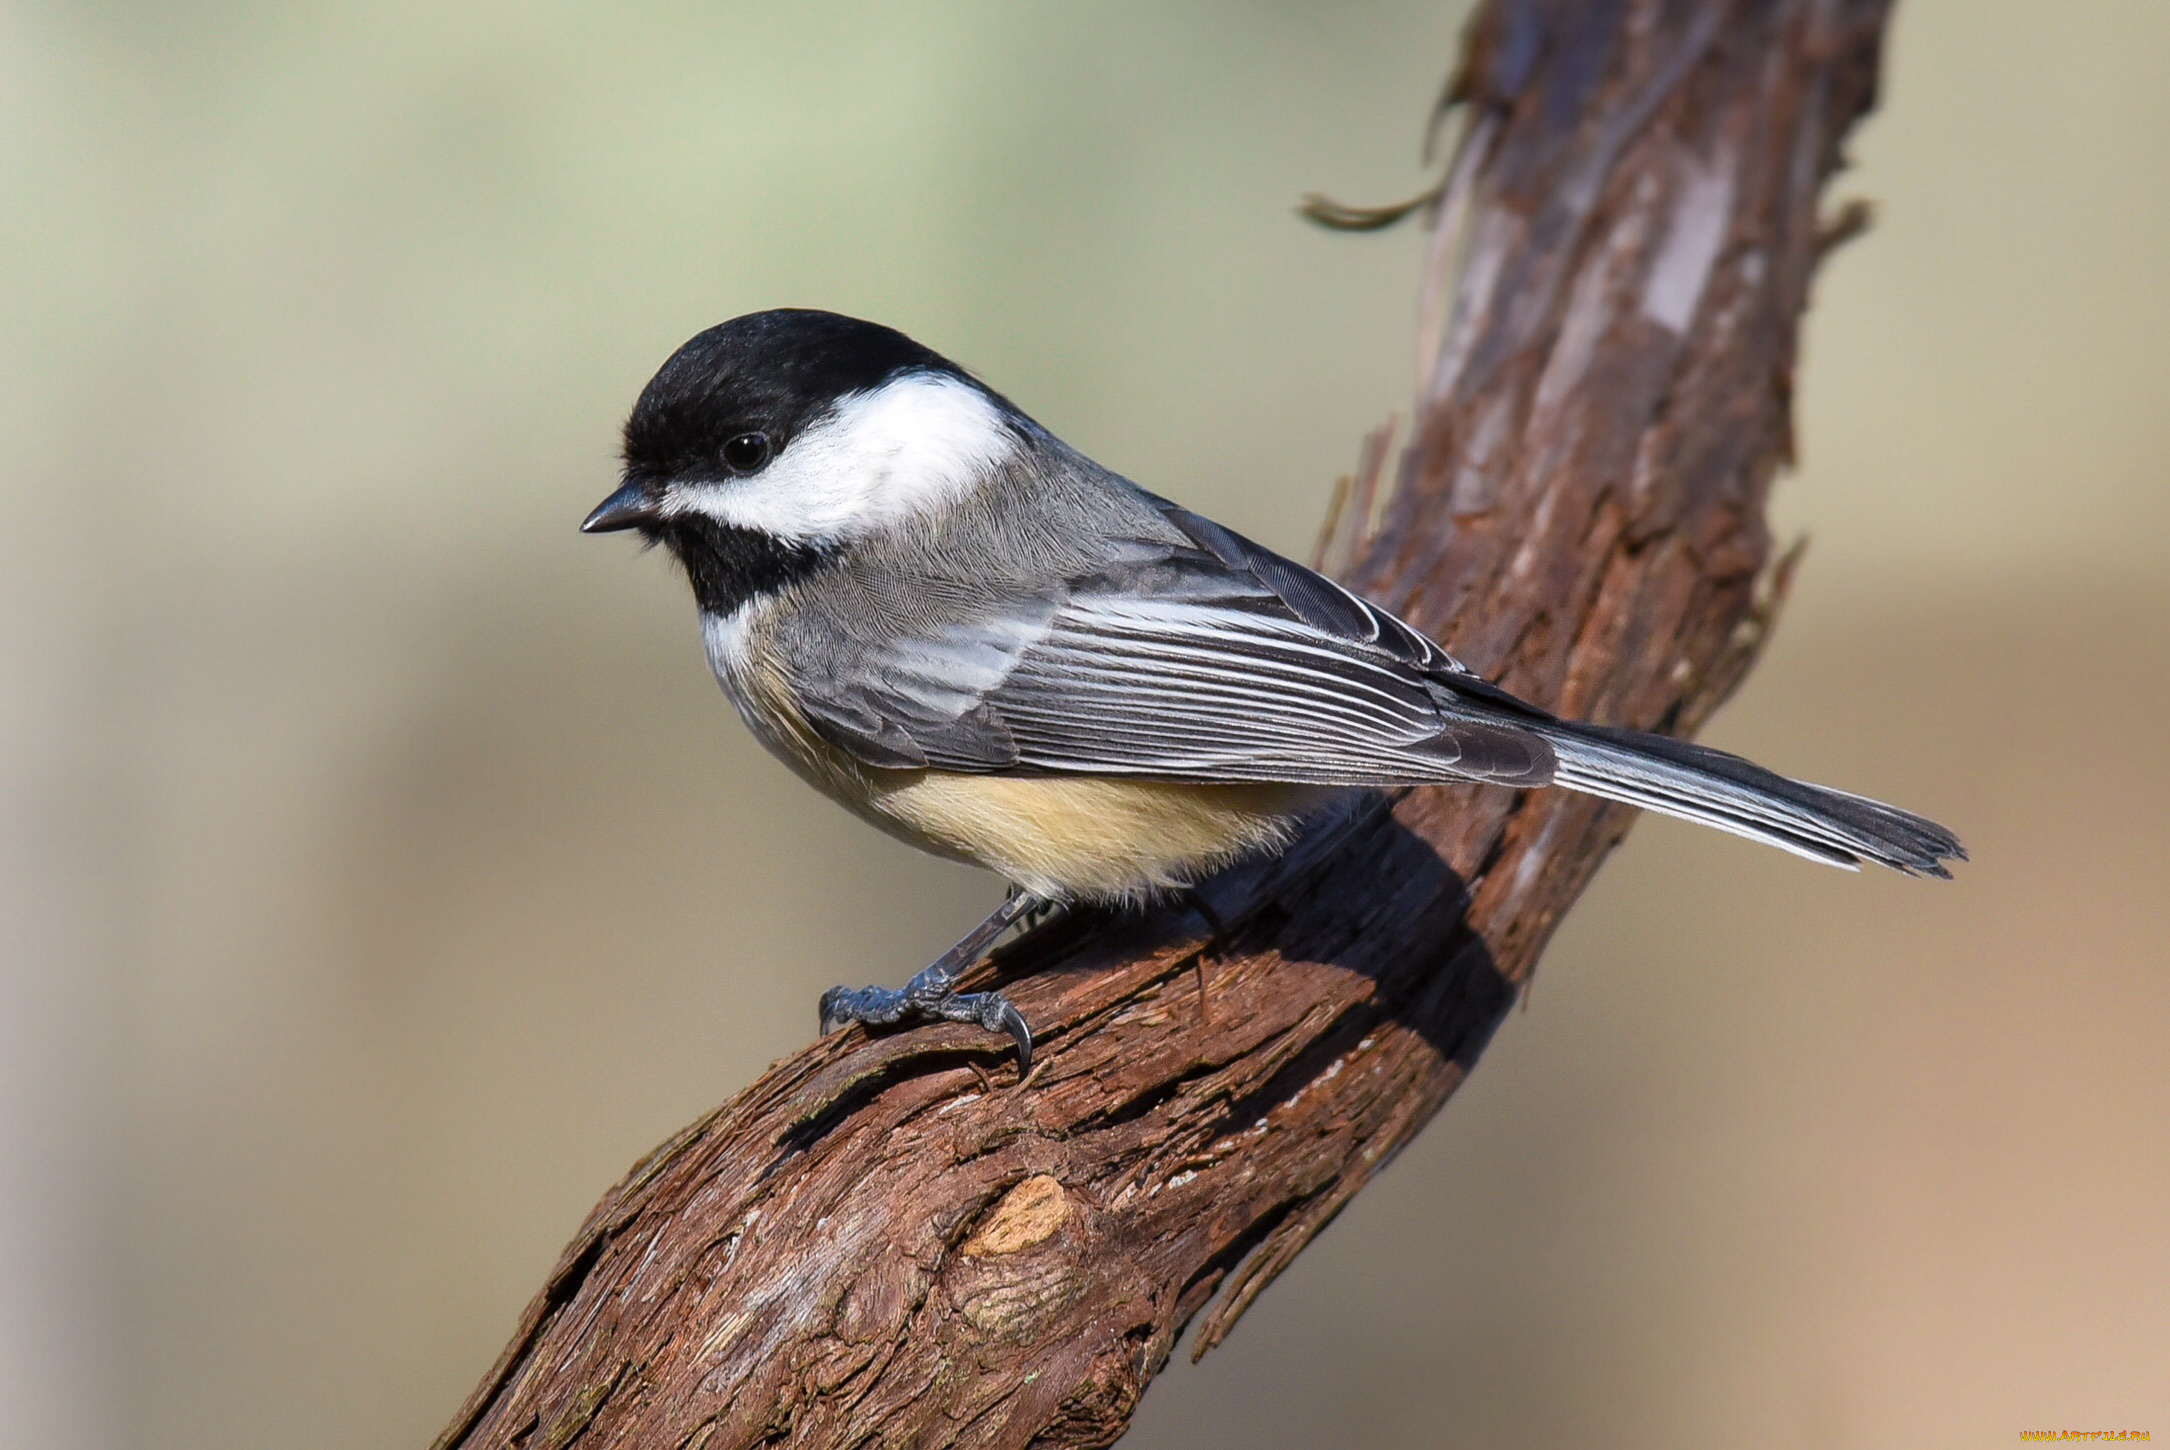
[{"left": 582, "top": 308, "right": 1963, "bottom": 1069}]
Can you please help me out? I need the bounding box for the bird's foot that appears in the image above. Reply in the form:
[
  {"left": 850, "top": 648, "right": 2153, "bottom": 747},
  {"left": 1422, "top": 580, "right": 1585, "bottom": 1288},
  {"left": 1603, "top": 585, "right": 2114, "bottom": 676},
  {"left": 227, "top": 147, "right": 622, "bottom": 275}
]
[
  {"left": 818, "top": 970, "right": 1034, "bottom": 1070},
  {"left": 818, "top": 892, "right": 1043, "bottom": 1069}
]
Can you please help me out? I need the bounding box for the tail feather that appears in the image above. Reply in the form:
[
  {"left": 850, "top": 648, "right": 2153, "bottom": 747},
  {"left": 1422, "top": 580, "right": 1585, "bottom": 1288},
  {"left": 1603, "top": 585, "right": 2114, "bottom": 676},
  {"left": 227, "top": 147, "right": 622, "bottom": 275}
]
[{"left": 1534, "top": 720, "right": 1966, "bottom": 877}]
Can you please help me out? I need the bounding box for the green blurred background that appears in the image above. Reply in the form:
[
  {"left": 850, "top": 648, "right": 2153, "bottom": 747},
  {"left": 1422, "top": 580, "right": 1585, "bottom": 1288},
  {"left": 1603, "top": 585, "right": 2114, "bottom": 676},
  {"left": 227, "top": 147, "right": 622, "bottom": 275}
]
[{"left": 3, "top": 2, "right": 2165, "bottom": 1446}]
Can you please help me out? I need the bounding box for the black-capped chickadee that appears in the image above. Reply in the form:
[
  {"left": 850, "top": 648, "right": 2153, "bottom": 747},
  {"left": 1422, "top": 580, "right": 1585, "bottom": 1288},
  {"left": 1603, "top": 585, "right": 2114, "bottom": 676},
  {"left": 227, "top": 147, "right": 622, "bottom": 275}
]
[{"left": 583, "top": 309, "right": 1962, "bottom": 1067}]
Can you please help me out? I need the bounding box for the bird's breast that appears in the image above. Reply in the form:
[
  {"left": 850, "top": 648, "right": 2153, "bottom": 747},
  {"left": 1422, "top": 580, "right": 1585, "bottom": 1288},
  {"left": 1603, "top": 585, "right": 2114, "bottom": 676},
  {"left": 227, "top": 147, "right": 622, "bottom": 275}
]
[{"left": 701, "top": 601, "right": 870, "bottom": 802}]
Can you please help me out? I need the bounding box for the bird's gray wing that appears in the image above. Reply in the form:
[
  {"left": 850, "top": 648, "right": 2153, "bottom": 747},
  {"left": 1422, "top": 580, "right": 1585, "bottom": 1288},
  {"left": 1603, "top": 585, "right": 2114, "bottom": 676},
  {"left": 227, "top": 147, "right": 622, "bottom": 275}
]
[{"left": 792, "top": 502, "right": 1556, "bottom": 787}]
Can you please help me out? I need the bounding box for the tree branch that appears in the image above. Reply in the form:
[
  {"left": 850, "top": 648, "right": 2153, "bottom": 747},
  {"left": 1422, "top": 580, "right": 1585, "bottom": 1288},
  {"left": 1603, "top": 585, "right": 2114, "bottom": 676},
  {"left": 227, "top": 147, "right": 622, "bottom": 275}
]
[{"left": 436, "top": 2, "right": 1893, "bottom": 1444}]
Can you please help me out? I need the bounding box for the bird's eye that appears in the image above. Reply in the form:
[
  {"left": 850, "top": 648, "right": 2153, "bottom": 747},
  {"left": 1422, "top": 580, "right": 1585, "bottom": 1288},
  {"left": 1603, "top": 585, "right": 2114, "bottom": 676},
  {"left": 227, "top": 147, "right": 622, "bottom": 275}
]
[{"left": 721, "top": 432, "right": 772, "bottom": 475}]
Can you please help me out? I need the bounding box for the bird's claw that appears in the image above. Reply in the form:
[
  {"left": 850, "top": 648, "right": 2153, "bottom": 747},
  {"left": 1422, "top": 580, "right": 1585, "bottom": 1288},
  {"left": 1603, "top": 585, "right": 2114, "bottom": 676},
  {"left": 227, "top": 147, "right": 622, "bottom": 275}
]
[
  {"left": 978, "top": 994, "right": 1034, "bottom": 1072},
  {"left": 817, "top": 985, "right": 852, "bottom": 1037}
]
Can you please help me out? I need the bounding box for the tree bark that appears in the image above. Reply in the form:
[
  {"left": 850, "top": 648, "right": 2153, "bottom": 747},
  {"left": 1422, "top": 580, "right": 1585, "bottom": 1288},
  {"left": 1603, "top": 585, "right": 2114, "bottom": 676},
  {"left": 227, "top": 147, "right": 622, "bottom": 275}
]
[{"left": 436, "top": 2, "right": 1893, "bottom": 1445}]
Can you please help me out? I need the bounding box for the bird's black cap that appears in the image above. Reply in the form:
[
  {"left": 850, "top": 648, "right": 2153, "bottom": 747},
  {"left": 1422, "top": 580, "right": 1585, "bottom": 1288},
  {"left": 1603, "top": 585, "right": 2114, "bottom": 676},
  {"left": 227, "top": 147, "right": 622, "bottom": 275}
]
[{"left": 617, "top": 310, "right": 968, "bottom": 495}]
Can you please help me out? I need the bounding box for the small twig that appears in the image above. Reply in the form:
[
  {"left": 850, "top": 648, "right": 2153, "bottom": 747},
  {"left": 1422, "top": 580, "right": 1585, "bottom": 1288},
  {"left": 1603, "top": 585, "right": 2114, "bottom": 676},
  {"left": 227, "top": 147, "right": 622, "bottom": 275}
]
[
  {"left": 1816, "top": 196, "right": 1876, "bottom": 262},
  {"left": 1296, "top": 187, "right": 1444, "bottom": 232}
]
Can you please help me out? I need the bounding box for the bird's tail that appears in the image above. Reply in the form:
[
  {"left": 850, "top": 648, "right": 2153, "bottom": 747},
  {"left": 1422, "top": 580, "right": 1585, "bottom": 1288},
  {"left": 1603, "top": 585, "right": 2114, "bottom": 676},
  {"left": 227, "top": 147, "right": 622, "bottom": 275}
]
[{"left": 1531, "top": 719, "right": 1965, "bottom": 877}]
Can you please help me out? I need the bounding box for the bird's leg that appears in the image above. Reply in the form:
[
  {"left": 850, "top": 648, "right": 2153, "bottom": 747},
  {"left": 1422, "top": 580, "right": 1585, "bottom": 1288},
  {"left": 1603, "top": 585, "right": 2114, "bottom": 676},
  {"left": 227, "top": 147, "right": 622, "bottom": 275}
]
[
  {"left": 1008, "top": 883, "right": 1066, "bottom": 934},
  {"left": 1178, "top": 885, "right": 1227, "bottom": 939},
  {"left": 818, "top": 891, "right": 1041, "bottom": 1068},
  {"left": 1178, "top": 887, "right": 1225, "bottom": 1025}
]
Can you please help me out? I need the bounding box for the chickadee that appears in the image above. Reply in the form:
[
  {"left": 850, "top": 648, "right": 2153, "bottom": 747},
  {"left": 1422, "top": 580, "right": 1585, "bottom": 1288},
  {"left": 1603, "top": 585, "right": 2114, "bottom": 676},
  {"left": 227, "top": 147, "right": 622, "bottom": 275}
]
[{"left": 584, "top": 309, "right": 1962, "bottom": 1067}]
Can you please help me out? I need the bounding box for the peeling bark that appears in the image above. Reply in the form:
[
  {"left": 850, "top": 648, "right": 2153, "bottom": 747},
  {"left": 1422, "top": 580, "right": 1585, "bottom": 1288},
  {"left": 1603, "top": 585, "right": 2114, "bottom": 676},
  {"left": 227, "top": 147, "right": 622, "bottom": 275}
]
[{"left": 436, "top": 2, "right": 1894, "bottom": 1445}]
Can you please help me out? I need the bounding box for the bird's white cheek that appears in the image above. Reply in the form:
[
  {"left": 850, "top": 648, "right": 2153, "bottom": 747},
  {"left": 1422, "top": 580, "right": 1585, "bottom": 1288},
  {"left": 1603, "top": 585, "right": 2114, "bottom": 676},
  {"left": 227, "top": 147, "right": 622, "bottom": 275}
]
[{"left": 668, "top": 371, "right": 1015, "bottom": 543}]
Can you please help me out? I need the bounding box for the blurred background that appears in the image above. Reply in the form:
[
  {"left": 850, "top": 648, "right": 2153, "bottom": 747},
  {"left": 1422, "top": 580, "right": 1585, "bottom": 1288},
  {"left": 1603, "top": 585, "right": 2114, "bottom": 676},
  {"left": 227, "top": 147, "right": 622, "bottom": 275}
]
[{"left": 3, "top": 1, "right": 2165, "bottom": 1446}]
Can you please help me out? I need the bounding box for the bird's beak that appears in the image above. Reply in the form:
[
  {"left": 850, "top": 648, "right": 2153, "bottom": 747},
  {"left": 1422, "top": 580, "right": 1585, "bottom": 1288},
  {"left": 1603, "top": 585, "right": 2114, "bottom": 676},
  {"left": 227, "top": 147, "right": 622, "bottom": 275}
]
[{"left": 581, "top": 480, "right": 661, "bottom": 533}]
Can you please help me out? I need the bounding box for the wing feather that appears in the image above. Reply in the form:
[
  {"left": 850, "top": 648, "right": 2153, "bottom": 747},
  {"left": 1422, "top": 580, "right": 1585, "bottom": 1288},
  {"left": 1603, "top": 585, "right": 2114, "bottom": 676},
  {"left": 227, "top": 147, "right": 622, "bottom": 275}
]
[
  {"left": 796, "top": 575, "right": 1556, "bottom": 786},
  {"left": 773, "top": 486, "right": 1959, "bottom": 877}
]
